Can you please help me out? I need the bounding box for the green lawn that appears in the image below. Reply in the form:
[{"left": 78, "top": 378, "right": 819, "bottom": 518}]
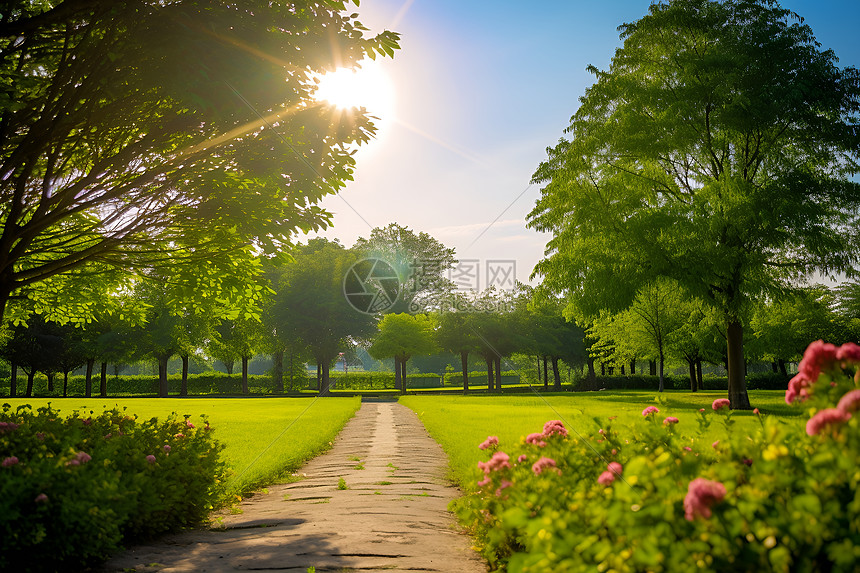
[
  {"left": 400, "top": 390, "right": 804, "bottom": 490},
  {"left": 2, "top": 396, "right": 360, "bottom": 498}
]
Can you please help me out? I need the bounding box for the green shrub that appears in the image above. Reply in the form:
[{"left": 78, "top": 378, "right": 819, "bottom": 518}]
[
  {"left": 455, "top": 342, "right": 860, "bottom": 572},
  {"left": 444, "top": 371, "right": 521, "bottom": 387},
  {"left": 0, "top": 403, "right": 227, "bottom": 571}
]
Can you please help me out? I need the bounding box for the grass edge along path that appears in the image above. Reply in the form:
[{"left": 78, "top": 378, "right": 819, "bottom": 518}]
[
  {"left": 2, "top": 396, "right": 361, "bottom": 501},
  {"left": 399, "top": 390, "right": 803, "bottom": 490}
]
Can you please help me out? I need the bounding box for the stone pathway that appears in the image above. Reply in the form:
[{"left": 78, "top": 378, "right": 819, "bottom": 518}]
[{"left": 102, "top": 401, "right": 487, "bottom": 572}]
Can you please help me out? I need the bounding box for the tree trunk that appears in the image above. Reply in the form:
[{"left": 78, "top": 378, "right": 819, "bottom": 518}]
[
  {"left": 9, "top": 362, "right": 16, "bottom": 397},
  {"left": 316, "top": 361, "right": 322, "bottom": 392},
  {"left": 778, "top": 359, "right": 787, "bottom": 377},
  {"left": 288, "top": 349, "right": 294, "bottom": 392},
  {"left": 487, "top": 358, "right": 494, "bottom": 392},
  {"left": 461, "top": 350, "right": 469, "bottom": 394},
  {"left": 273, "top": 349, "right": 284, "bottom": 393},
  {"left": 400, "top": 358, "right": 407, "bottom": 394},
  {"left": 726, "top": 318, "right": 752, "bottom": 409},
  {"left": 601, "top": 362, "right": 606, "bottom": 376},
  {"left": 649, "top": 360, "right": 657, "bottom": 376},
  {"left": 319, "top": 361, "right": 331, "bottom": 396},
  {"left": 689, "top": 359, "right": 697, "bottom": 392},
  {"left": 586, "top": 357, "right": 596, "bottom": 390},
  {"left": 537, "top": 356, "right": 542, "bottom": 385},
  {"left": 181, "top": 355, "right": 189, "bottom": 397},
  {"left": 63, "top": 371, "right": 69, "bottom": 397},
  {"left": 658, "top": 352, "right": 665, "bottom": 393},
  {"left": 100, "top": 362, "right": 108, "bottom": 397},
  {"left": 552, "top": 356, "right": 561, "bottom": 391},
  {"left": 26, "top": 369, "right": 34, "bottom": 397},
  {"left": 224, "top": 360, "right": 235, "bottom": 376},
  {"left": 541, "top": 356, "right": 548, "bottom": 390},
  {"left": 771, "top": 361, "right": 778, "bottom": 373},
  {"left": 158, "top": 356, "right": 169, "bottom": 397},
  {"left": 394, "top": 357, "right": 402, "bottom": 391},
  {"left": 85, "top": 359, "right": 93, "bottom": 398},
  {"left": 630, "top": 358, "right": 636, "bottom": 375},
  {"left": 47, "top": 372, "right": 54, "bottom": 393},
  {"left": 494, "top": 356, "right": 502, "bottom": 392},
  {"left": 696, "top": 358, "right": 704, "bottom": 390},
  {"left": 241, "top": 356, "right": 249, "bottom": 394},
  {"left": 620, "top": 365, "right": 625, "bottom": 375}
]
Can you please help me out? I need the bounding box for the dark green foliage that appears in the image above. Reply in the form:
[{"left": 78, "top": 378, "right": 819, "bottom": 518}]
[{"left": 0, "top": 404, "right": 226, "bottom": 571}]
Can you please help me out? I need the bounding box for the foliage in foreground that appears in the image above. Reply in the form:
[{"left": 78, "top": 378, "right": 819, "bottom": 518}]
[
  {"left": 0, "top": 404, "right": 226, "bottom": 571},
  {"left": 455, "top": 342, "right": 860, "bottom": 572}
]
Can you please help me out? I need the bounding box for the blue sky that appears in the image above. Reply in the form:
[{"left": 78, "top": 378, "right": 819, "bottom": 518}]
[{"left": 306, "top": 0, "right": 860, "bottom": 287}]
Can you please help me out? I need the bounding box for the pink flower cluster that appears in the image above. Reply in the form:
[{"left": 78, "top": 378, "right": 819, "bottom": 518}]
[
  {"left": 663, "top": 416, "right": 679, "bottom": 426},
  {"left": 477, "top": 451, "right": 511, "bottom": 486},
  {"left": 0, "top": 422, "right": 19, "bottom": 432},
  {"left": 806, "top": 408, "right": 852, "bottom": 436},
  {"left": 526, "top": 433, "right": 547, "bottom": 447},
  {"left": 711, "top": 399, "right": 731, "bottom": 411},
  {"left": 684, "top": 478, "right": 726, "bottom": 521},
  {"left": 642, "top": 406, "right": 659, "bottom": 417},
  {"left": 146, "top": 454, "right": 157, "bottom": 464},
  {"left": 478, "top": 436, "right": 499, "bottom": 450},
  {"left": 597, "top": 461, "right": 623, "bottom": 485},
  {"left": 542, "top": 420, "right": 568, "bottom": 438},
  {"left": 185, "top": 420, "right": 195, "bottom": 429},
  {"left": 531, "top": 456, "right": 559, "bottom": 476},
  {"left": 2, "top": 456, "right": 18, "bottom": 467},
  {"left": 65, "top": 451, "right": 91, "bottom": 467},
  {"left": 787, "top": 341, "right": 860, "bottom": 404}
]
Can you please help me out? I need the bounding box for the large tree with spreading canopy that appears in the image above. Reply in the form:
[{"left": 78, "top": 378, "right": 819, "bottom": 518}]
[
  {"left": 528, "top": 0, "right": 860, "bottom": 408},
  {"left": 0, "top": 0, "right": 399, "bottom": 325}
]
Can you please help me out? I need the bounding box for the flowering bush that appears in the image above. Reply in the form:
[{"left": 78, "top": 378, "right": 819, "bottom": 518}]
[
  {"left": 0, "top": 404, "right": 227, "bottom": 571},
  {"left": 454, "top": 340, "right": 860, "bottom": 572}
]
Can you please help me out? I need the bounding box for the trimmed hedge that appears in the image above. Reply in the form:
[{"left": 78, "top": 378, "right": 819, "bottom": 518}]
[
  {"left": 0, "top": 403, "right": 226, "bottom": 571},
  {"left": 443, "top": 371, "right": 521, "bottom": 387},
  {"left": 575, "top": 372, "right": 792, "bottom": 392}
]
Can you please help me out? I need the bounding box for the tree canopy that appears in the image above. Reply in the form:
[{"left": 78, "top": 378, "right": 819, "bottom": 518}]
[
  {"left": 528, "top": 0, "right": 860, "bottom": 408},
  {"left": 0, "top": 0, "right": 399, "bottom": 325}
]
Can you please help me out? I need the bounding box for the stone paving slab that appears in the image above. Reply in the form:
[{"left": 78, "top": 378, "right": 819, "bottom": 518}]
[{"left": 101, "top": 402, "right": 487, "bottom": 572}]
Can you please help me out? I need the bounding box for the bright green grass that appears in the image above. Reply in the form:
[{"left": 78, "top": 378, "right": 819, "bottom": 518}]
[
  {"left": 3, "top": 397, "right": 360, "bottom": 498},
  {"left": 400, "top": 390, "right": 803, "bottom": 490}
]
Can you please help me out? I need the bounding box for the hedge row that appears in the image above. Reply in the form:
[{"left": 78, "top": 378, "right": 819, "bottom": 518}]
[
  {"left": 574, "top": 372, "right": 791, "bottom": 392},
  {"left": 0, "top": 404, "right": 226, "bottom": 571},
  {"left": 443, "top": 371, "right": 521, "bottom": 387}
]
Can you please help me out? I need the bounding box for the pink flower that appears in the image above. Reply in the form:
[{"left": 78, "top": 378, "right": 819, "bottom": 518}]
[
  {"left": 753, "top": 408, "right": 760, "bottom": 415},
  {"left": 163, "top": 444, "right": 172, "bottom": 453},
  {"left": 76, "top": 451, "right": 91, "bottom": 464},
  {"left": 2, "top": 456, "right": 19, "bottom": 467},
  {"left": 836, "top": 342, "right": 860, "bottom": 364},
  {"left": 542, "top": 420, "right": 568, "bottom": 438},
  {"left": 185, "top": 421, "right": 195, "bottom": 429},
  {"left": 786, "top": 372, "right": 813, "bottom": 404},
  {"left": 698, "top": 408, "right": 705, "bottom": 413},
  {"left": 711, "top": 399, "right": 731, "bottom": 411},
  {"left": 711, "top": 440, "right": 720, "bottom": 449},
  {"left": 531, "top": 457, "right": 557, "bottom": 475},
  {"left": 684, "top": 446, "right": 692, "bottom": 452},
  {"left": 517, "top": 454, "right": 527, "bottom": 463},
  {"left": 663, "top": 416, "right": 679, "bottom": 425},
  {"left": 146, "top": 454, "right": 157, "bottom": 464},
  {"left": 798, "top": 340, "right": 838, "bottom": 381},
  {"left": 837, "top": 389, "right": 860, "bottom": 413},
  {"left": 477, "top": 475, "right": 491, "bottom": 487},
  {"left": 83, "top": 418, "right": 92, "bottom": 426},
  {"left": 36, "top": 432, "right": 45, "bottom": 441},
  {"left": 174, "top": 433, "right": 185, "bottom": 439},
  {"left": 0, "top": 422, "right": 20, "bottom": 432},
  {"left": 642, "top": 406, "right": 660, "bottom": 417},
  {"left": 478, "top": 452, "right": 511, "bottom": 474},
  {"left": 742, "top": 458, "right": 753, "bottom": 466},
  {"left": 526, "top": 433, "right": 547, "bottom": 448},
  {"left": 479, "top": 436, "right": 499, "bottom": 450},
  {"left": 104, "top": 433, "right": 112, "bottom": 439},
  {"left": 495, "top": 480, "right": 513, "bottom": 497},
  {"left": 65, "top": 459, "right": 80, "bottom": 467},
  {"left": 806, "top": 408, "right": 852, "bottom": 436},
  {"left": 607, "top": 461, "right": 623, "bottom": 476},
  {"left": 611, "top": 449, "right": 617, "bottom": 456},
  {"left": 34, "top": 493, "right": 48, "bottom": 503},
  {"left": 684, "top": 478, "right": 727, "bottom": 521},
  {"left": 597, "top": 470, "right": 615, "bottom": 485}
]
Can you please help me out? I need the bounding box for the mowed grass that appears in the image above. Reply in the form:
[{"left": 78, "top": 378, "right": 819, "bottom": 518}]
[
  {"left": 2, "top": 397, "right": 360, "bottom": 499},
  {"left": 400, "top": 390, "right": 804, "bottom": 490}
]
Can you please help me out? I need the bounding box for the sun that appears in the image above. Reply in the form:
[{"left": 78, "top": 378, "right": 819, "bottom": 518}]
[{"left": 313, "top": 60, "right": 395, "bottom": 124}]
